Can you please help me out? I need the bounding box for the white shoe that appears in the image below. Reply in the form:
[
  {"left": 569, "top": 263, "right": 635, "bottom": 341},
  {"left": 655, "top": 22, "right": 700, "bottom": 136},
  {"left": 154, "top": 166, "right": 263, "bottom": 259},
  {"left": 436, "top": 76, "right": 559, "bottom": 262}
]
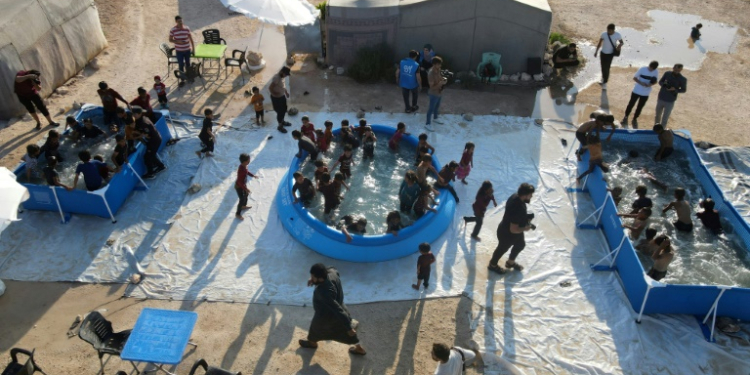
[
  {"left": 425, "top": 124, "right": 434, "bottom": 132},
  {"left": 434, "top": 118, "right": 444, "bottom": 124}
]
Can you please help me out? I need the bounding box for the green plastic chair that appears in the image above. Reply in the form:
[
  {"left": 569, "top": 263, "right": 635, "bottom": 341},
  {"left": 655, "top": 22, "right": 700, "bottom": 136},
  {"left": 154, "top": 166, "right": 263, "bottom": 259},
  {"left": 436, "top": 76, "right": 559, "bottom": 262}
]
[{"left": 476, "top": 52, "right": 502, "bottom": 83}]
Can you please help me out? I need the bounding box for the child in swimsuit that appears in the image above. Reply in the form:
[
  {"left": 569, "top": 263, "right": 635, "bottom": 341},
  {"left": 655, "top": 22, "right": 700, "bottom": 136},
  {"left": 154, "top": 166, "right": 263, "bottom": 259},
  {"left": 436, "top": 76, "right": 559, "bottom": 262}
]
[
  {"left": 663, "top": 187, "right": 693, "bottom": 232},
  {"left": 619, "top": 207, "right": 652, "bottom": 240}
]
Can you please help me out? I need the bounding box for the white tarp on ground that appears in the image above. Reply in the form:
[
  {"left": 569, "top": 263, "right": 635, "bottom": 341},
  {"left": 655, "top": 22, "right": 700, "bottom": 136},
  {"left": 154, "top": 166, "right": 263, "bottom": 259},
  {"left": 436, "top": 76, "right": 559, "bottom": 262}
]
[
  {"left": 699, "top": 146, "right": 750, "bottom": 222},
  {"left": 0, "top": 0, "right": 107, "bottom": 119},
  {"left": 221, "top": 0, "right": 318, "bottom": 26},
  {"left": 1, "top": 113, "right": 750, "bottom": 374}
]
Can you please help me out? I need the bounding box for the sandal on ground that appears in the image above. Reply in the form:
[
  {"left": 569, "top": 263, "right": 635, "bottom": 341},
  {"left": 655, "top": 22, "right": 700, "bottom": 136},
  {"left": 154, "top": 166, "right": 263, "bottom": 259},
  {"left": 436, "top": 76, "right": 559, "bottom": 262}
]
[
  {"left": 349, "top": 347, "right": 366, "bottom": 355},
  {"left": 299, "top": 339, "right": 318, "bottom": 349},
  {"left": 487, "top": 264, "right": 506, "bottom": 274},
  {"left": 505, "top": 262, "right": 524, "bottom": 271}
]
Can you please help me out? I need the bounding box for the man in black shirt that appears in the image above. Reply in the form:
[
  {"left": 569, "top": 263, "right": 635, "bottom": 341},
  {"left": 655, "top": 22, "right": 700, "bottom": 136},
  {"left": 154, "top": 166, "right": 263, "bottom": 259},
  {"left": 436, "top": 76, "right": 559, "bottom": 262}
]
[
  {"left": 489, "top": 183, "right": 536, "bottom": 273},
  {"left": 553, "top": 43, "right": 580, "bottom": 69},
  {"left": 133, "top": 106, "right": 165, "bottom": 178}
]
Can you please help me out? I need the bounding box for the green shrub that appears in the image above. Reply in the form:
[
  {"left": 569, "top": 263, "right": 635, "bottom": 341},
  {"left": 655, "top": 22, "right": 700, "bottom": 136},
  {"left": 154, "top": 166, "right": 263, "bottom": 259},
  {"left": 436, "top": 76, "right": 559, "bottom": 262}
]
[
  {"left": 347, "top": 43, "right": 395, "bottom": 83},
  {"left": 316, "top": 2, "right": 327, "bottom": 21},
  {"left": 549, "top": 32, "right": 570, "bottom": 45}
]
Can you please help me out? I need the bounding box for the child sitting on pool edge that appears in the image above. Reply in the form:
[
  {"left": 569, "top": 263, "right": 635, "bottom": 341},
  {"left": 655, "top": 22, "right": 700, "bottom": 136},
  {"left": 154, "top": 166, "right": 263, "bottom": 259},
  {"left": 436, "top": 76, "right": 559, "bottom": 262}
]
[
  {"left": 337, "top": 215, "right": 367, "bottom": 243},
  {"left": 663, "top": 187, "right": 693, "bottom": 232},
  {"left": 576, "top": 134, "right": 609, "bottom": 183}
]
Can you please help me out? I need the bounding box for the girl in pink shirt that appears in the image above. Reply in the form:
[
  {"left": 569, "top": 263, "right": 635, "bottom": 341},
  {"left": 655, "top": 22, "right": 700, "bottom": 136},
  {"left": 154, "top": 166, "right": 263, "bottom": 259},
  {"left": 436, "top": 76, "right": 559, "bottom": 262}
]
[{"left": 456, "top": 142, "right": 474, "bottom": 184}]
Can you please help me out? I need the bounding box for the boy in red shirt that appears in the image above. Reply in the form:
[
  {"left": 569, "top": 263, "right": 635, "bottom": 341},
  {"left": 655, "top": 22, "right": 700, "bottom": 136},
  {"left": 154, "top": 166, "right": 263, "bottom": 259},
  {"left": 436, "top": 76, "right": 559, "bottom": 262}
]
[
  {"left": 235, "top": 153, "right": 258, "bottom": 220},
  {"left": 130, "top": 87, "right": 155, "bottom": 122},
  {"left": 412, "top": 242, "right": 436, "bottom": 290},
  {"left": 153, "top": 76, "right": 169, "bottom": 109},
  {"left": 300, "top": 116, "right": 316, "bottom": 142}
]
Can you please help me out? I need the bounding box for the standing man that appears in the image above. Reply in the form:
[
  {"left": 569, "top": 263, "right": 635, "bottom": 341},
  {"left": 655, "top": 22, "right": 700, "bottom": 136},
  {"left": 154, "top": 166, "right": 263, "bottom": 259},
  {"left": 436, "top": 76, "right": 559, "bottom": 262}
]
[
  {"left": 14, "top": 69, "right": 59, "bottom": 130},
  {"left": 488, "top": 183, "right": 536, "bottom": 274},
  {"left": 299, "top": 263, "right": 366, "bottom": 356},
  {"left": 594, "top": 24, "right": 624, "bottom": 90},
  {"left": 396, "top": 50, "right": 422, "bottom": 113},
  {"left": 425, "top": 56, "right": 447, "bottom": 131},
  {"left": 270, "top": 66, "right": 291, "bottom": 133},
  {"left": 621, "top": 60, "right": 659, "bottom": 128},
  {"left": 169, "top": 16, "right": 195, "bottom": 81},
  {"left": 654, "top": 64, "right": 687, "bottom": 127},
  {"left": 419, "top": 44, "right": 435, "bottom": 90},
  {"left": 132, "top": 106, "right": 165, "bottom": 178},
  {"left": 98, "top": 81, "right": 130, "bottom": 132}
]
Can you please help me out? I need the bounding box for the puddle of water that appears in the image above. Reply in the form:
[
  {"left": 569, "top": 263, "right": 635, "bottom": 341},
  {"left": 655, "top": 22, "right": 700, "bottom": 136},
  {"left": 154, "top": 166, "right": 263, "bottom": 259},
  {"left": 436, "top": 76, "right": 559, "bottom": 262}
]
[
  {"left": 570, "top": 10, "right": 738, "bottom": 89},
  {"left": 531, "top": 85, "right": 600, "bottom": 125}
]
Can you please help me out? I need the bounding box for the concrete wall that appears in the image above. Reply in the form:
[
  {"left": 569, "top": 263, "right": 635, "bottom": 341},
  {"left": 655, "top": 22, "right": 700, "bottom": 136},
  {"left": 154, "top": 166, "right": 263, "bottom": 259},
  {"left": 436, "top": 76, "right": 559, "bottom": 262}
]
[
  {"left": 0, "top": 0, "right": 107, "bottom": 119},
  {"left": 327, "top": 0, "right": 550, "bottom": 74},
  {"left": 326, "top": 4, "right": 399, "bottom": 67}
]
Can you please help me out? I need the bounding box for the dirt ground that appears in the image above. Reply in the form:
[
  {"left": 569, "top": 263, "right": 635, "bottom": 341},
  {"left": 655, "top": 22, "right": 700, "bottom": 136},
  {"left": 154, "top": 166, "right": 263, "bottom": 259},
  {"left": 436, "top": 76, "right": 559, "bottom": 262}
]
[{"left": 1, "top": 0, "right": 750, "bottom": 373}]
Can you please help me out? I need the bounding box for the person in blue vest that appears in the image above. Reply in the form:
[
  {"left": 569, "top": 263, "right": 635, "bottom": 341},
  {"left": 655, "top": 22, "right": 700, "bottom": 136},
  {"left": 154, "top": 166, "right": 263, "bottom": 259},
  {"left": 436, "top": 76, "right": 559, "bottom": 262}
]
[{"left": 396, "top": 50, "right": 422, "bottom": 113}]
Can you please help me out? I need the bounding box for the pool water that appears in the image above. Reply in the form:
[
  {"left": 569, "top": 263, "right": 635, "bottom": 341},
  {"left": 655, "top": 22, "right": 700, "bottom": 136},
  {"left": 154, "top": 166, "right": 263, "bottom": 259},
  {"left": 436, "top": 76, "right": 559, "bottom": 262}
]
[
  {"left": 603, "top": 141, "right": 750, "bottom": 287},
  {"left": 296, "top": 132, "right": 434, "bottom": 235},
  {"left": 17, "top": 115, "right": 120, "bottom": 189}
]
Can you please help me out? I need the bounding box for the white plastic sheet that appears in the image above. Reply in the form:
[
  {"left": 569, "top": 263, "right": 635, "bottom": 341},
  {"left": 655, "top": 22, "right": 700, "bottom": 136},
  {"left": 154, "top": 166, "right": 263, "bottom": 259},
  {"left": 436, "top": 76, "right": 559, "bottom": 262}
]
[
  {"left": 220, "top": 0, "right": 318, "bottom": 26},
  {"left": 2, "top": 114, "right": 750, "bottom": 374}
]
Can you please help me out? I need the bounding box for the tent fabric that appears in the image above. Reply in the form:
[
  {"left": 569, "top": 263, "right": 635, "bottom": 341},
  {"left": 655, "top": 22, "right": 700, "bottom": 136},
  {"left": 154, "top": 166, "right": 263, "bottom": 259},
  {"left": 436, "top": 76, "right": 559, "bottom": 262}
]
[
  {"left": 220, "top": 0, "right": 318, "bottom": 26},
  {"left": 0, "top": 167, "right": 29, "bottom": 230},
  {"left": 0, "top": 0, "right": 107, "bottom": 119}
]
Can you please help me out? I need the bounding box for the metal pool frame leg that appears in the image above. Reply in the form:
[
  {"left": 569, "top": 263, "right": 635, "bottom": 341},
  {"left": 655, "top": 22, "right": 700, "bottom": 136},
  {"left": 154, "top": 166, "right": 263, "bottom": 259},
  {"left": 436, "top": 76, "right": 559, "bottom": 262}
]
[
  {"left": 636, "top": 279, "right": 667, "bottom": 323},
  {"left": 50, "top": 186, "right": 69, "bottom": 224},
  {"left": 700, "top": 286, "right": 731, "bottom": 342},
  {"left": 127, "top": 163, "right": 149, "bottom": 190},
  {"left": 577, "top": 196, "right": 606, "bottom": 229},
  {"left": 590, "top": 236, "right": 626, "bottom": 271},
  {"left": 88, "top": 186, "right": 117, "bottom": 223}
]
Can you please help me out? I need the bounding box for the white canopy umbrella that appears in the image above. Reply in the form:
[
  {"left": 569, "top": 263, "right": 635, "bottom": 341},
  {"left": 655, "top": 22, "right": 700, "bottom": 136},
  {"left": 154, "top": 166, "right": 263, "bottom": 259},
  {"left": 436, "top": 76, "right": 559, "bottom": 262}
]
[
  {"left": 220, "top": 0, "right": 319, "bottom": 53},
  {"left": 221, "top": 0, "right": 318, "bottom": 26},
  {"left": 0, "top": 167, "right": 29, "bottom": 234}
]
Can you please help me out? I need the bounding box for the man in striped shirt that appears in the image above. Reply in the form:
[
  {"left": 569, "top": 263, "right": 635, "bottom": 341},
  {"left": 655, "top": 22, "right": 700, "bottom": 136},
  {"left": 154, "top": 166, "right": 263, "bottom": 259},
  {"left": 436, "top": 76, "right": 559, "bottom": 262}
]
[{"left": 169, "top": 15, "right": 194, "bottom": 75}]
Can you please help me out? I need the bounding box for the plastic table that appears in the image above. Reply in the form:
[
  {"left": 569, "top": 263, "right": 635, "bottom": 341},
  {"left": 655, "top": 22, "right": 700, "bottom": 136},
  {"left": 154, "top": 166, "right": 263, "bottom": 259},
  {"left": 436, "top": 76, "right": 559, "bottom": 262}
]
[
  {"left": 121, "top": 308, "right": 198, "bottom": 375},
  {"left": 193, "top": 44, "right": 227, "bottom": 77}
]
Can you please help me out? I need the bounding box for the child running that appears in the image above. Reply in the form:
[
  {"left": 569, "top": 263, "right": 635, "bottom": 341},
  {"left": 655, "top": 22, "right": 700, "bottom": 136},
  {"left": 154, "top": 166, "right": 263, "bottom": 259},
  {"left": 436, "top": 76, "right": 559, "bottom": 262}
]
[
  {"left": 619, "top": 207, "right": 652, "bottom": 240},
  {"left": 412, "top": 242, "right": 435, "bottom": 290},
  {"left": 456, "top": 142, "right": 474, "bottom": 184},
  {"left": 663, "top": 187, "right": 693, "bottom": 232},
  {"left": 389, "top": 122, "right": 408, "bottom": 150},
  {"left": 331, "top": 145, "right": 354, "bottom": 179},
  {"left": 249, "top": 86, "right": 264, "bottom": 124},
  {"left": 235, "top": 153, "right": 257, "bottom": 220},
  {"left": 196, "top": 108, "right": 215, "bottom": 158},
  {"left": 464, "top": 180, "right": 498, "bottom": 241},
  {"left": 300, "top": 115, "right": 316, "bottom": 142},
  {"left": 362, "top": 126, "right": 377, "bottom": 159}
]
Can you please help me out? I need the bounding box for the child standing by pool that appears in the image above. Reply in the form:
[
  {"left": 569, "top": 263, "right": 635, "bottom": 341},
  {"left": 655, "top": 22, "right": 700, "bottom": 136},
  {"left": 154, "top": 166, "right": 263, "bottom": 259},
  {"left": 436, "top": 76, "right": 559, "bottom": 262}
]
[
  {"left": 196, "top": 108, "right": 215, "bottom": 158},
  {"left": 412, "top": 242, "right": 435, "bottom": 290},
  {"left": 619, "top": 207, "right": 652, "bottom": 240},
  {"left": 663, "top": 187, "right": 693, "bottom": 232},
  {"left": 331, "top": 145, "right": 354, "bottom": 179},
  {"left": 389, "top": 122, "right": 408, "bottom": 150},
  {"left": 464, "top": 180, "right": 497, "bottom": 241},
  {"left": 362, "top": 126, "right": 377, "bottom": 159},
  {"left": 249, "top": 86, "right": 264, "bottom": 124},
  {"left": 235, "top": 153, "right": 257, "bottom": 220},
  {"left": 399, "top": 171, "right": 421, "bottom": 214},
  {"left": 153, "top": 76, "right": 169, "bottom": 109},
  {"left": 301, "top": 115, "right": 316, "bottom": 142},
  {"left": 456, "top": 142, "right": 474, "bottom": 185}
]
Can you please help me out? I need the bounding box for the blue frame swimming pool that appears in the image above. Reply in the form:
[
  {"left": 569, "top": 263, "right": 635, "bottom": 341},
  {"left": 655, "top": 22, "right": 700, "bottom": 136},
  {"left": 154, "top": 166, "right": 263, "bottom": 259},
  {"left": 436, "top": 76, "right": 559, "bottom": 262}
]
[
  {"left": 12, "top": 105, "right": 172, "bottom": 222},
  {"left": 579, "top": 129, "right": 750, "bottom": 324},
  {"left": 276, "top": 124, "right": 457, "bottom": 263}
]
